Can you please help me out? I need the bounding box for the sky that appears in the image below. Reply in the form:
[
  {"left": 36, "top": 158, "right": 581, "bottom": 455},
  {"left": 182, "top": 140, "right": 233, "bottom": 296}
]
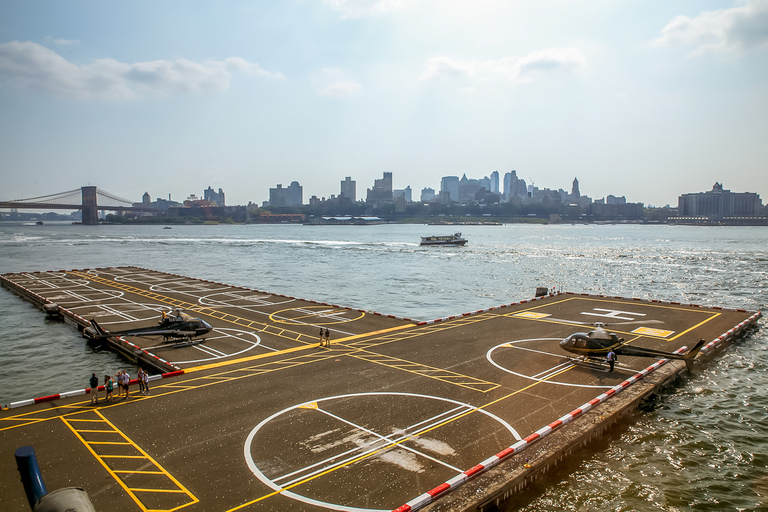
[{"left": 1, "top": 0, "right": 767, "bottom": 208}]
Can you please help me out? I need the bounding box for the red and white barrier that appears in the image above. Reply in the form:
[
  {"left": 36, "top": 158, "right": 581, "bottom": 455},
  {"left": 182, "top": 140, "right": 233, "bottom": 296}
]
[
  {"left": 391, "top": 347, "right": 688, "bottom": 512},
  {"left": 5, "top": 370, "right": 185, "bottom": 409}
]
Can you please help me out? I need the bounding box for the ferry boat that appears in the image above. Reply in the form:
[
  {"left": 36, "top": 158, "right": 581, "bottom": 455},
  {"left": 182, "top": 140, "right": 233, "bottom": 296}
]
[{"left": 420, "top": 232, "right": 467, "bottom": 246}]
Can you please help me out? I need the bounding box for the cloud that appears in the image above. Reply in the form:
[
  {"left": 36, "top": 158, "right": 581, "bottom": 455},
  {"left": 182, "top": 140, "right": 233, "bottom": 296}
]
[
  {"left": 315, "top": 67, "right": 361, "bottom": 97},
  {"left": 420, "top": 47, "right": 586, "bottom": 86},
  {"left": 50, "top": 38, "right": 79, "bottom": 45},
  {"left": 325, "top": 0, "right": 414, "bottom": 19},
  {"left": 654, "top": 0, "right": 768, "bottom": 56},
  {"left": 0, "top": 41, "right": 285, "bottom": 100}
]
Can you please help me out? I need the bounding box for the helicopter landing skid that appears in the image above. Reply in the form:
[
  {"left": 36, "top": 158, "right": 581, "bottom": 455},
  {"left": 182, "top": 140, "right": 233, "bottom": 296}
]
[
  {"left": 567, "top": 356, "right": 612, "bottom": 372},
  {"left": 137, "top": 338, "right": 206, "bottom": 352}
]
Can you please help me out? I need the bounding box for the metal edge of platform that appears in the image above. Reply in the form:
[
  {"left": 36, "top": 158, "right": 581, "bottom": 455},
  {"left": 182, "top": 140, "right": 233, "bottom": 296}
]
[
  {"left": 0, "top": 273, "right": 178, "bottom": 376},
  {"left": 1, "top": 269, "right": 764, "bottom": 511},
  {"left": 412, "top": 309, "right": 763, "bottom": 512}
]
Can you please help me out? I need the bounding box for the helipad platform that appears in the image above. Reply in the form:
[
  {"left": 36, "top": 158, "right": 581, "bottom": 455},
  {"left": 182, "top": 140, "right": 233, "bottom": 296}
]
[{"left": 0, "top": 267, "right": 760, "bottom": 512}]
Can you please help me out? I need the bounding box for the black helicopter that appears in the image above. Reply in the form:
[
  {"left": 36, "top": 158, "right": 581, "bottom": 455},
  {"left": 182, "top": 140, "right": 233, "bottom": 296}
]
[
  {"left": 560, "top": 323, "right": 705, "bottom": 372},
  {"left": 85, "top": 309, "right": 213, "bottom": 343}
]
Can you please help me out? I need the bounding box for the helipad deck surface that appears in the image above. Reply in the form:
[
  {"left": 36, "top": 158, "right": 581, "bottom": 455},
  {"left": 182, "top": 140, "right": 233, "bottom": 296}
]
[{"left": 0, "top": 267, "right": 758, "bottom": 512}]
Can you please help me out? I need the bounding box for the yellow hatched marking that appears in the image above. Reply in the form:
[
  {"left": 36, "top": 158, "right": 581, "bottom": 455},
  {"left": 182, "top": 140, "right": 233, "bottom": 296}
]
[
  {"left": 61, "top": 410, "right": 198, "bottom": 512},
  {"left": 632, "top": 327, "right": 675, "bottom": 338},
  {"left": 299, "top": 402, "right": 319, "bottom": 409},
  {"left": 513, "top": 311, "right": 551, "bottom": 319},
  {"left": 351, "top": 352, "right": 499, "bottom": 393}
]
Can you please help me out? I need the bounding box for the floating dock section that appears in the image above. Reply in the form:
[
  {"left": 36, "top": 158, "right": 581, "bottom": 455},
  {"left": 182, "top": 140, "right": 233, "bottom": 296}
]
[{"left": 0, "top": 267, "right": 761, "bottom": 512}]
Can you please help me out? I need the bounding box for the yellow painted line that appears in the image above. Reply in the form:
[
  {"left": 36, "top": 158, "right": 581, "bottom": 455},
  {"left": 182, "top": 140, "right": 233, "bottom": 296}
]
[
  {"left": 185, "top": 323, "right": 414, "bottom": 373},
  {"left": 61, "top": 410, "right": 198, "bottom": 512},
  {"left": 227, "top": 364, "right": 576, "bottom": 511},
  {"left": 130, "top": 488, "right": 190, "bottom": 494},
  {"left": 114, "top": 470, "right": 165, "bottom": 474},
  {"left": 668, "top": 312, "right": 720, "bottom": 341}
]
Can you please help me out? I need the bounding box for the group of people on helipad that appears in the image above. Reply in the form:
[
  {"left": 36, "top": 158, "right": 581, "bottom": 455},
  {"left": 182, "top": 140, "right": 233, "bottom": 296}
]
[{"left": 89, "top": 368, "right": 150, "bottom": 405}]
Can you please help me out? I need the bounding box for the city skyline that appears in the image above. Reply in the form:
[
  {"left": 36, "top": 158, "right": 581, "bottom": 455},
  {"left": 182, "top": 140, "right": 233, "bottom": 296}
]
[{"left": 1, "top": 1, "right": 767, "bottom": 207}]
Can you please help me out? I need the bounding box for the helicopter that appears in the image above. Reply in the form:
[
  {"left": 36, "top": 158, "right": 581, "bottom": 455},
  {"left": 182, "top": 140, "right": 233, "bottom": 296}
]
[
  {"left": 85, "top": 308, "right": 213, "bottom": 343},
  {"left": 560, "top": 323, "right": 705, "bottom": 372}
]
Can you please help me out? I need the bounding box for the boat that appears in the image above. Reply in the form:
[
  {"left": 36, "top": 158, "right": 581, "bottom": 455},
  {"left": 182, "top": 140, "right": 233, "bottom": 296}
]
[{"left": 420, "top": 232, "right": 467, "bottom": 246}]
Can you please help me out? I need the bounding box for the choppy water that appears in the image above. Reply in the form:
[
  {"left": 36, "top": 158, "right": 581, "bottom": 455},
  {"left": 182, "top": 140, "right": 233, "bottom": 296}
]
[{"left": 1, "top": 222, "right": 766, "bottom": 510}]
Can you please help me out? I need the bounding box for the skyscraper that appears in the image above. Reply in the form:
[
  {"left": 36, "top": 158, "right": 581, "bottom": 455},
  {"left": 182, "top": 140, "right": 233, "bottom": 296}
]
[
  {"left": 440, "top": 176, "right": 459, "bottom": 203},
  {"left": 340, "top": 177, "right": 356, "bottom": 201},
  {"left": 490, "top": 171, "right": 500, "bottom": 194},
  {"left": 366, "top": 172, "right": 393, "bottom": 203}
]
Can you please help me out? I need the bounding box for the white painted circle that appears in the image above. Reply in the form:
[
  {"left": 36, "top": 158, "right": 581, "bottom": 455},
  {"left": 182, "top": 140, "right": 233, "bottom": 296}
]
[
  {"left": 197, "top": 290, "right": 294, "bottom": 308},
  {"left": 170, "top": 328, "right": 261, "bottom": 364},
  {"left": 244, "top": 392, "right": 521, "bottom": 512},
  {"left": 487, "top": 338, "right": 613, "bottom": 389}
]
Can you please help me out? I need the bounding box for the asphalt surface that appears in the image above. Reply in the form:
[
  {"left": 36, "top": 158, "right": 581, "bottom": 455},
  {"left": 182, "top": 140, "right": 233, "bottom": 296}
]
[{"left": 0, "top": 267, "right": 756, "bottom": 512}]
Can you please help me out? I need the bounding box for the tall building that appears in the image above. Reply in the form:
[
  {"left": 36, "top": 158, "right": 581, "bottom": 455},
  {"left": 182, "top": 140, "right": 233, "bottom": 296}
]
[
  {"left": 366, "top": 172, "right": 393, "bottom": 204},
  {"left": 421, "top": 187, "right": 436, "bottom": 202},
  {"left": 269, "top": 181, "right": 303, "bottom": 207},
  {"left": 490, "top": 171, "right": 500, "bottom": 194},
  {"left": 571, "top": 178, "right": 580, "bottom": 201},
  {"left": 340, "top": 177, "right": 356, "bottom": 201},
  {"left": 503, "top": 171, "right": 526, "bottom": 201},
  {"left": 440, "top": 176, "right": 459, "bottom": 203},
  {"left": 678, "top": 183, "right": 762, "bottom": 217},
  {"left": 393, "top": 186, "right": 412, "bottom": 203},
  {"left": 458, "top": 174, "right": 481, "bottom": 202},
  {"left": 286, "top": 181, "right": 302, "bottom": 206},
  {"left": 204, "top": 186, "right": 226, "bottom": 206}
]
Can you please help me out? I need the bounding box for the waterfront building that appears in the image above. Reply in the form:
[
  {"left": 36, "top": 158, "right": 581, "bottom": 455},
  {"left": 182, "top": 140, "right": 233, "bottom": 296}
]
[
  {"left": 269, "top": 181, "right": 303, "bottom": 207},
  {"left": 678, "top": 182, "right": 763, "bottom": 217},
  {"left": 571, "top": 178, "right": 580, "bottom": 202},
  {"left": 366, "top": 172, "right": 393, "bottom": 204},
  {"left": 340, "top": 177, "right": 356, "bottom": 201},
  {"left": 204, "top": 186, "right": 226, "bottom": 206},
  {"left": 440, "top": 176, "right": 459, "bottom": 203},
  {"left": 420, "top": 187, "right": 436, "bottom": 202},
  {"left": 393, "top": 186, "right": 412, "bottom": 203},
  {"left": 490, "top": 171, "right": 500, "bottom": 194},
  {"left": 606, "top": 195, "right": 626, "bottom": 205},
  {"left": 503, "top": 171, "right": 527, "bottom": 202}
]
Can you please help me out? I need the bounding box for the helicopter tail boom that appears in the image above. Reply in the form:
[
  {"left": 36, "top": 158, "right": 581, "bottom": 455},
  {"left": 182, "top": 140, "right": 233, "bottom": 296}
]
[
  {"left": 682, "top": 339, "right": 706, "bottom": 372},
  {"left": 88, "top": 319, "right": 109, "bottom": 338}
]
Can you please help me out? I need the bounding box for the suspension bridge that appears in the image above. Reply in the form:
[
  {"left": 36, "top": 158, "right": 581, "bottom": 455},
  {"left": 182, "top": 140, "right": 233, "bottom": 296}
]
[{"left": 0, "top": 186, "right": 155, "bottom": 225}]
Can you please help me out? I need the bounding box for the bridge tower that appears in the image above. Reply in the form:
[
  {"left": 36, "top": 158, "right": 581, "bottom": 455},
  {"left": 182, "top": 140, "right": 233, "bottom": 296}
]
[{"left": 81, "top": 186, "right": 98, "bottom": 225}]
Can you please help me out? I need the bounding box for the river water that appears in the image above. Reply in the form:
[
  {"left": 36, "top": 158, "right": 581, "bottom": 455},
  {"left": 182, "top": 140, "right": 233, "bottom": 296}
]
[{"left": 1, "top": 222, "right": 766, "bottom": 510}]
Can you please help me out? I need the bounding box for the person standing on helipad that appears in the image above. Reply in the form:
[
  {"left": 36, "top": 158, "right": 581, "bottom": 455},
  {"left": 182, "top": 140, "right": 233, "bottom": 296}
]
[
  {"left": 123, "top": 370, "right": 131, "bottom": 399},
  {"left": 319, "top": 326, "right": 325, "bottom": 347},
  {"left": 606, "top": 349, "right": 617, "bottom": 373},
  {"left": 90, "top": 373, "right": 99, "bottom": 404},
  {"left": 324, "top": 328, "right": 330, "bottom": 347},
  {"left": 142, "top": 369, "right": 150, "bottom": 395},
  {"left": 137, "top": 368, "right": 146, "bottom": 395},
  {"left": 106, "top": 375, "right": 114, "bottom": 403}
]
